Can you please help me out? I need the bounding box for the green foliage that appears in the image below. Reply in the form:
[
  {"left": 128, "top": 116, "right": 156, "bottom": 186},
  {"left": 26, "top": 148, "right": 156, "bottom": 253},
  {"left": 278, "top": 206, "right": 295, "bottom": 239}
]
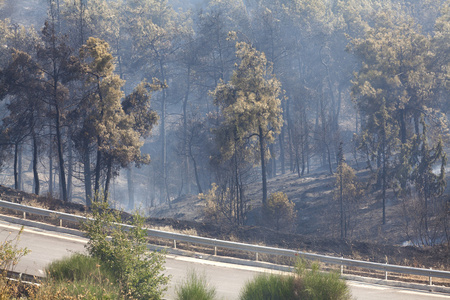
[
  {"left": 0, "top": 226, "right": 29, "bottom": 271},
  {"left": 36, "top": 278, "right": 121, "bottom": 299},
  {"left": 0, "top": 227, "right": 31, "bottom": 299},
  {"left": 46, "top": 253, "right": 113, "bottom": 283},
  {"left": 201, "top": 182, "right": 248, "bottom": 226},
  {"left": 82, "top": 200, "right": 169, "bottom": 299},
  {"left": 38, "top": 254, "right": 121, "bottom": 299},
  {"left": 201, "top": 183, "right": 222, "bottom": 222},
  {"left": 297, "top": 264, "right": 350, "bottom": 300},
  {"left": 239, "top": 273, "right": 296, "bottom": 300},
  {"left": 212, "top": 41, "right": 283, "bottom": 207},
  {"left": 79, "top": 37, "right": 156, "bottom": 201},
  {"left": 240, "top": 259, "right": 351, "bottom": 300},
  {"left": 334, "top": 147, "right": 363, "bottom": 238},
  {"left": 267, "top": 191, "right": 295, "bottom": 231},
  {"left": 175, "top": 270, "right": 216, "bottom": 300}
]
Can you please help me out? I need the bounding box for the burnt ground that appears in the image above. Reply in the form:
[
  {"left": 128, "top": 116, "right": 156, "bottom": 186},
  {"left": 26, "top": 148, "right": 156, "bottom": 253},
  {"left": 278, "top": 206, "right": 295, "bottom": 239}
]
[{"left": 0, "top": 170, "right": 449, "bottom": 272}]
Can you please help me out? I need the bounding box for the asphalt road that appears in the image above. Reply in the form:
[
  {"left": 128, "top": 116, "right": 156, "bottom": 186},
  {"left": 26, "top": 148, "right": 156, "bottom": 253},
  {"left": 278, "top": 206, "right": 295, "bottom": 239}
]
[{"left": 0, "top": 220, "right": 448, "bottom": 300}]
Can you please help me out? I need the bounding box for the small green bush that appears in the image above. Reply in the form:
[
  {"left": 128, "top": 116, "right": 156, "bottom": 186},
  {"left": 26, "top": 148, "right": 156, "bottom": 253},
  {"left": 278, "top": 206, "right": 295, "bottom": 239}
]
[
  {"left": 176, "top": 271, "right": 216, "bottom": 300},
  {"left": 299, "top": 268, "right": 350, "bottom": 300},
  {"left": 36, "top": 277, "right": 122, "bottom": 300},
  {"left": 240, "top": 259, "right": 351, "bottom": 300},
  {"left": 239, "top": 273, "right": 296, "bottom": 300},
  {"left": 82, "top": 200, "right": 169, "bottom": 300},
  {"left": 46, "top": 253, "right": 114, "bottom": 282},
  {"left": 295, "top": 259, "right": 351, "bottom": 300},
  {"left": 36, "top": 254, "right": 121, "bottom": 299}
]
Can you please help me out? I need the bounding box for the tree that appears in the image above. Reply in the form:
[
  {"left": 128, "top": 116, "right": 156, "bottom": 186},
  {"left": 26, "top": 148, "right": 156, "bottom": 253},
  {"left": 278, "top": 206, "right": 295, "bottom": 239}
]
[
  {"left": 122, "top": 80, "right": 161, "bottom": 209},
  {"left": 79, "top": 37, "right": 153, "bottom": 203},
  {"left": 0, "top": 50, "right": 44, "bottom": 194},
  {"left": 82, "top": 200, "right": 169, "bottom": 299},
  {"left": 409, "top": 117, "right": 447, "bottom": 244},
  {"left": 349, "top": 9, "right": 441, "bottom": 224},
  {"left": 334, "top": 143, "right": 361, "bottom": 238},
  {"left": 267, "top": 191, "right": 295, "bottom": 232},
  {"left": 36, "top": 21, "right": 79, "bottom": 202},
  {"left": 212, "top": 41, "right": 283, "bottom": 210},
  {"left": 350, "top": 10, "right": 438, "bottom": 144}
]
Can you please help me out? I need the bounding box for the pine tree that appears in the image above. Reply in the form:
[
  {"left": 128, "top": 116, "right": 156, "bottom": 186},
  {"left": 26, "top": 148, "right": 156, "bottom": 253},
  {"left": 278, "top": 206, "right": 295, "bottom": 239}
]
[
  {"left": 212, "top": 41, "right": 283, "bottom": 211},
  {"left": 334, "top": 142, "right": 360, "bottom": 238}
]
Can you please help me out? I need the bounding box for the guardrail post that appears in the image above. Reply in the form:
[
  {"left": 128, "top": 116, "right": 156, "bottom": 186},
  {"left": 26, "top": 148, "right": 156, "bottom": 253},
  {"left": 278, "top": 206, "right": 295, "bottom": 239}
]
[
  {"left": 429, "top": 268, "right": 433, "bottom": 286},
  {"left": 214, "top": 246, "right": 217, "bottom": 256},
  {"left": 340, "top": 257, "right": 343, "bottom": 275},
  {"left": 256, "top": 253, "right": 258, "bottom": 261},
  {"left": 59, "top": 219, "right": 62, "bottom": 227},
  {"left": 385, "top": 262, "right": 388, "bottom": 280},
  {"left": 173, "top": 240, "right": 177, "bottom": 249},
  {"left": 23, "top": 212, "right": 26, "bottom": 219}
]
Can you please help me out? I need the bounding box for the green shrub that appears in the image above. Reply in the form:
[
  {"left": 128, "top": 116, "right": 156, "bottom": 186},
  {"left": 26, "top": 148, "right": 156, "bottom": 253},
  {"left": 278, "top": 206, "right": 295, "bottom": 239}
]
[
  {"left": 299, "top": 268, "right": 350, "bottom": 300},
  {"left": 240, "top": 259, "right": 351, "bottom": 300},
  {"left": 46, "top": 253, "right": 113, "bottom": 282},
  {"left": 0, "top": 226, "right": 30, "bottom": 271},
  {"left": 0, "top": 226, "right": 31, "bottom": 299},
  {"left": 295, "top": 259, "right": 351, "bottom": 300},
  {"left": 239, "top": 273, "right": 296, "bottom": 300},
  {"left": 176, "top": 270, "right": 216, "bottom": 300},
  {"left": 35, "top": 277, "right": 122, "bottom": 300},
  {"left": 35, "top": 254, "right": 121, "bottom": 299},
  {"left": 82, "top": 200, "right": 169, "bottom": 300},
  {"left": 267, "top": 192, "right": 295, "bottom": 231}
]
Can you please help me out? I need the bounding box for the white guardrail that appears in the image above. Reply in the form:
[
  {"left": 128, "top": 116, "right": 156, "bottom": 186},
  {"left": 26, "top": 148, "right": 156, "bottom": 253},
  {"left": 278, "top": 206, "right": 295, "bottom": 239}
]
[{"left": 0, "top": 199, "right": 449, "bottom": 284}]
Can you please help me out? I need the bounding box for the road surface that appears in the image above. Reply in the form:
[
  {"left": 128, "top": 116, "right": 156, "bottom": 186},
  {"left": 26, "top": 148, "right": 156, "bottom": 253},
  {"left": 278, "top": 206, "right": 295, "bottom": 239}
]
[{"left": 0, "top": 220, "right": 448, "bottom": 300}]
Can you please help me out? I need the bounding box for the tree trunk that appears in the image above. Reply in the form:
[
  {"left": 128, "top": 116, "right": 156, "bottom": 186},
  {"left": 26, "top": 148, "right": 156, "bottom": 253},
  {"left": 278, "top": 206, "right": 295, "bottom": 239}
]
[
  {"left": 189, "top": 148, "right": 202, "bottom": 194},
  {"left": 286, "top": 98, "right": 294, "bottom": 172},
  {"left": 94, "top": 136, "right": 102, "bottom": 202},
  {"left": 259, "top": 126, "right": 268, "bottom": 208},
  {"left": 279, "top": 120, "right": 285, "bottom": 175},
  {"left": 127, "top": 166, "right": 135, "bottom": 210},
  {"left": 18, "top": 145, "right": 22, "bottom": 190},
  {"left": 55, "top": 105, "right": 68, "bottom": 202},
  {"left": 83, "top": 143, "right": 92, "bottom": 207},
  {"left": 49, "top": 138, "right": 53, "bottom": 196},
  {"left": 159, "top": 59, "right": 169, "bottom": 206},
  {"left": 14, "top": 143, "right": 18, "bottom": 190},
  {"left": 104, "top": 156, "right": 112, "bottom": 201},
  {"left": 67, "top": 126, "right": 73, "bottom": 201},
  {"left": 32, "top": 131, "right": 40, "bottom": 195},
  {"left": 183, "top": 65, "right": 191, "bottom": 194}
]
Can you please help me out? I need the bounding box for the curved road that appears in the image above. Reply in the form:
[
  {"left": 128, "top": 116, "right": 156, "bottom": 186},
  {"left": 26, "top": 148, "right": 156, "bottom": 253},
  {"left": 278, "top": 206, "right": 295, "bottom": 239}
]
[{"left": 0, "top": 220, "right": 448, "bottom": 300}]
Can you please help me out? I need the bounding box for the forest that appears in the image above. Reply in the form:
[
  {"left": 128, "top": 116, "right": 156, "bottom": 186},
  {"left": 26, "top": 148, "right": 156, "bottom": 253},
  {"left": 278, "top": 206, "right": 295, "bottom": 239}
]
[{"left": 0, "top": 0, "right": 449, "bottom": 246}]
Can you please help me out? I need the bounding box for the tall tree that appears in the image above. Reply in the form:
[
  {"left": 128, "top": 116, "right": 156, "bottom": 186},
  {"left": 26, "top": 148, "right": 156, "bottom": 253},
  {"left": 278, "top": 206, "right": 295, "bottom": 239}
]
[
  {"left": 36, "top": 21, "right": 79, "bottom": 201},
  {"left": 212, "top": 41, "right": 283, "bottom": 210},
  {"left": 410, "top": 117, "right": 447, "bottom": 243},
  {"left": 122, "top": 80, "right": 161, "bottom": 209},
  {"left": 0, "top": 50, "right": 44, "bottom": 194},
  {"left": 80, "top": 37, "right": 156, "bottom": 203}
]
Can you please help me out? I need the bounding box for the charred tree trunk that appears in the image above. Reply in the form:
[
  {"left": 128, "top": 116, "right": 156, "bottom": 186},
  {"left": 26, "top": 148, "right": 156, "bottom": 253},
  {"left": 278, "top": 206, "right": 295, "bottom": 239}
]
[
  {"left": 83, "top": 143, "right": 92, "bottom": 207},
  {"left": 14, "top": 142, "right": 19, "bottom": 190},
  {"left": 259, "top": 126, "right": 268, "bottom": 209},
  {"left": 127, "top": 166, "right": 135, "bottom": 210},
  {"left": 94, "top": 136, "right": 102, "bottom": 202},
  {"left": 32, "top": 131, "right": 40, "bottom": 195},
  {"left": 104, "top": 156, "right": 112, "bottom": 201}
]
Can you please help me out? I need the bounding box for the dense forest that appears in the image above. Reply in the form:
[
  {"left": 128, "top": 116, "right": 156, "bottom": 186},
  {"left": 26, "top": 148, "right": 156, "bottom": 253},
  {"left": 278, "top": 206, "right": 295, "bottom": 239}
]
[{"left": 0, "top": 0, "right": 449, "bottom": 246}]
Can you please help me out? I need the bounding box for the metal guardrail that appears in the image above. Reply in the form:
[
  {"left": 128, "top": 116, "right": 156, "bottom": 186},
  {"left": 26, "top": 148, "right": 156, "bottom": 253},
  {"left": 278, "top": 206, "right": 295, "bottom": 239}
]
[{"left": 0, "top": 199, "right": 449, "bottom": 284}]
